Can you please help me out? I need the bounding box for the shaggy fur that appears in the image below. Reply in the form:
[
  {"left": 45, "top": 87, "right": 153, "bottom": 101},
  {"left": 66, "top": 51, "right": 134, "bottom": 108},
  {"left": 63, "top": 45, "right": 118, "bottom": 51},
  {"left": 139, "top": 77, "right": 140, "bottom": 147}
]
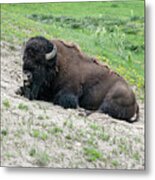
[{"left": 17, "top": 36, "right": 139, "bottom": 122}]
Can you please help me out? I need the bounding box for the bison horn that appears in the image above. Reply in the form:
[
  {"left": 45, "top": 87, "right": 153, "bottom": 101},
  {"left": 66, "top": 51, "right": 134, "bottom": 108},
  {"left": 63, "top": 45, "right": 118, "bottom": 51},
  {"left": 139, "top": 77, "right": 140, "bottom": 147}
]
[{"left": 45, "top": 44, "right": 57, "bottom": 60}]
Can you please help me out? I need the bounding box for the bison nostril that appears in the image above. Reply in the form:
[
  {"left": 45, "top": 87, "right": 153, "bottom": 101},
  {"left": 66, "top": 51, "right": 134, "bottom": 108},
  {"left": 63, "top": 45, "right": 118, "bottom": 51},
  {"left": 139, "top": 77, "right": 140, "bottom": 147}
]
[
  {"left": 27, "top": 73, "right": 32, "bottom": 79},
  {"left": 23, "top": 71, "right": 32, "bottom": 81}
]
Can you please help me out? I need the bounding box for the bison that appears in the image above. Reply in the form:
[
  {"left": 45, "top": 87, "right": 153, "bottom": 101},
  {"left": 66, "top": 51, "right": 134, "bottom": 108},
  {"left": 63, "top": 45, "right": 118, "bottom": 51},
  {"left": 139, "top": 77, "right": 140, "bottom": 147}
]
[{"left": 17, "top": 36, "right": 139, "bottom": 122}]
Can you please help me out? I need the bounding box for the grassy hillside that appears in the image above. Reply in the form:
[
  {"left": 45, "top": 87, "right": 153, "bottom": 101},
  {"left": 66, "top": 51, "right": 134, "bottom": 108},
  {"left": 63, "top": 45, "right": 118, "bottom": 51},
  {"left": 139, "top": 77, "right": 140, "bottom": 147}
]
[{"left": 1, "top": 1, "right": 144, "bottom": 99}]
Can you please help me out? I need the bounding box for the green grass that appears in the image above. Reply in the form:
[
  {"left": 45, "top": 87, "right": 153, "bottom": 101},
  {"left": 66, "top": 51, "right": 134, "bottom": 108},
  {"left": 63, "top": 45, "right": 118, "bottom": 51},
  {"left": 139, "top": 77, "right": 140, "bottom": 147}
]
[
  {"left": 100, "top": 132, "right": 110, "bottom": 141},
  {"left": 4, "top": 152, "right": 14, "bottom": 159},
  {"left": 90, "top": 123, "right": 101, "bottom": 131},
  {"left": 35, "top": 151, "right": 50, "bottom": 166},
  {"left": 1, "top": 1, "right": 144, "bottom": 99},
  {"left": 29, "top": 147, "right": 50, "bottom": 166},
  {"left": 37, "top": 115, "right": 44, "bottom": 120},
  {"left": 29, "top": 148, "right": 36, "bottom": 157},
  {"left": 48, "top": 126, "right": 63, "bottom": 135},
  {"left": 111, "top": 160, "right": 119, "bottom": 167},
  {"left": 84, "top": 147, "right": 103, "bottom": 162},
  {"left": 1, "top": 129, "right": 8, "bottom": 136},
  {"left": 31, "top": 129, "right": 48, "bottom": 140},
  {"left": 132, "top": 152, "right": 140, "bottom": 161},
  {"left": 2, "top": 99, "right": 11, "bottom": 109},
  {"left": 18, "top": 103, "right": 29, "bottom": 111}
]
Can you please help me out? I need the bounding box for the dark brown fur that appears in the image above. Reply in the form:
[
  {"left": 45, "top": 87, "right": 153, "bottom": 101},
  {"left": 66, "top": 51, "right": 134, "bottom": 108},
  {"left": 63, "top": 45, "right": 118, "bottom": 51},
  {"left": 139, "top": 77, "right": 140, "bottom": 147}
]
[{"left": 17, "top": 36, "right": 139, "bottom": 122}]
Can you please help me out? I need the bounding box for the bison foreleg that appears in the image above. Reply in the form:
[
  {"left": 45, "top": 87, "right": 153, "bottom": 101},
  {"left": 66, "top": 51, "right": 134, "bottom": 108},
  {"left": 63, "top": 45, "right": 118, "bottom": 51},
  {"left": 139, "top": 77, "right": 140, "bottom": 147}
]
[
  {"left": 28, "top": 69, "right": 45, "bottom": 100},
  {"left": 53, "top": 91, "right": 78, "bottom": 109},
  {"left": 28, "top": 83, "right": 41, "bottom": 100}
]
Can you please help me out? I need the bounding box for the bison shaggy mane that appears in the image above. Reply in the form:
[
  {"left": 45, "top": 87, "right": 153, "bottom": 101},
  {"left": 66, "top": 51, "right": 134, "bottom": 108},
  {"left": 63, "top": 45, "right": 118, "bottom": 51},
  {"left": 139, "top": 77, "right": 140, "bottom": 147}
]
[{"left": 17, "top": 36, "right": 139, "bottom": 122}]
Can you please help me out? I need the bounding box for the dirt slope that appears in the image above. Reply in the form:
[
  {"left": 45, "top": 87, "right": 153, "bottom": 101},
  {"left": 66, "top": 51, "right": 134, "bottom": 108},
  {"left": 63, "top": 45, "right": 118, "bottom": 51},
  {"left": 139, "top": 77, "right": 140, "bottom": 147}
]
[{"left": 1, "top": 42, "right": 144, "bottom": 169}]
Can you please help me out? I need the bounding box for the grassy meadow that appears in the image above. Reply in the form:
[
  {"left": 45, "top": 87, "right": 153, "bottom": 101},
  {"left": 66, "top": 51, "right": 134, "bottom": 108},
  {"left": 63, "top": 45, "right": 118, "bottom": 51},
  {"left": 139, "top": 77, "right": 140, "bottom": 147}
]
[{"left": 1, "top": 1, "right": 144, "bottom": 99}]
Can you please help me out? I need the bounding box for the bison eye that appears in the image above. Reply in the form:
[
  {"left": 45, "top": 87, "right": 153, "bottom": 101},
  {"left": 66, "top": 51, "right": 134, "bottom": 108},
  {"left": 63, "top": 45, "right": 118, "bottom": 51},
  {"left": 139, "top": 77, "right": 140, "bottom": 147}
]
[
  {"left": 23, "top": 63, "right": 35, "bottom": 72},
  {"left": 26, "top": 47, "right": 39, "bottom": 56}
]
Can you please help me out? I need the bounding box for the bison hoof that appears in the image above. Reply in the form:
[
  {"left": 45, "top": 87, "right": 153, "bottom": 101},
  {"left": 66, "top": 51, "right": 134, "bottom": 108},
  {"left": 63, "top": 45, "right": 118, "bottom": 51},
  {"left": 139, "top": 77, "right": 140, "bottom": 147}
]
[
  {"left": 78, "top": 108, "right": 93, "bottom": 117},
  {"left": 15, "top": 87, "right": 24, "bottom": 96}
]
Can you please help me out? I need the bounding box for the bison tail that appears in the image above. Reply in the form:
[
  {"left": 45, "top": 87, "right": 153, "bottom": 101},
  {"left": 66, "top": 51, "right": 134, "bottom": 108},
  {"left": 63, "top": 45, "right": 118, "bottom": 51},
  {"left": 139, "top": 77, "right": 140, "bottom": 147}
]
[{"left": 127, "top": 104, "right": 139, "bottom": 123}]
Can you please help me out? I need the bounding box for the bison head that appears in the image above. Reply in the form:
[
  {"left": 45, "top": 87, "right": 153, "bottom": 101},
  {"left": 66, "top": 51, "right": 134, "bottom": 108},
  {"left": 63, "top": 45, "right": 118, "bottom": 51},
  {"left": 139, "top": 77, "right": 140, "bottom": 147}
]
[{"left": 22, "top": 36, "right": 57, "bottom": 100}]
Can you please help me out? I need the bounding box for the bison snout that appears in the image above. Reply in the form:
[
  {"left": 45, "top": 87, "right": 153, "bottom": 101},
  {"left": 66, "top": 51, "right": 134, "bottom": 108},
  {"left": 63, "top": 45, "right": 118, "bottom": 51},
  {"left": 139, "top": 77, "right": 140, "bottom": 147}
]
[
  {"left": 23, "top": 71, "right": 32, "bottom": 80},
  {"left": 23, "top": 71, "right": 33, "bottom": 85}
]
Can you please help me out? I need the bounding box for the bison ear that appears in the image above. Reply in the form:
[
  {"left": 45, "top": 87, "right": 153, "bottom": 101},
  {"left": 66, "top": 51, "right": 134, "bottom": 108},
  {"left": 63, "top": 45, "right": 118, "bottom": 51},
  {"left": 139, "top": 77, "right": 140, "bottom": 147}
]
[{"left": 45, "top": 44, "right": 57, "bottom": 61}]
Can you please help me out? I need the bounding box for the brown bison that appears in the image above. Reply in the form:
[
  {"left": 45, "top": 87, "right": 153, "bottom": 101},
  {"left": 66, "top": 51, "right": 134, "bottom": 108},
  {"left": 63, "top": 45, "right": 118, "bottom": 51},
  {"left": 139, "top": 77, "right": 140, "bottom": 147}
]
[{"left": 17, "top": 36, "right": 139, "bottom": 122}]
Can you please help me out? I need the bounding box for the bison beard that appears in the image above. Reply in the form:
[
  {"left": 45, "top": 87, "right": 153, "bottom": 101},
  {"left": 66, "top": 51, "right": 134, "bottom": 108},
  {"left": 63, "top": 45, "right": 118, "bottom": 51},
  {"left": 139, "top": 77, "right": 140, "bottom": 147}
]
[{"left": 17, "top": 36, "right": 139, "bottom": 122}]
